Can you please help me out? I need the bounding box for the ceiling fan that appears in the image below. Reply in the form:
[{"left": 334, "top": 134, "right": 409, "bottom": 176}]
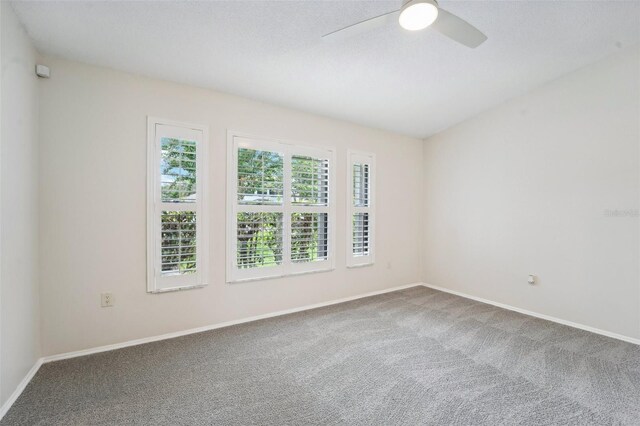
[{"left": 322, "top": 0, "right": 487, "bottom": 48}]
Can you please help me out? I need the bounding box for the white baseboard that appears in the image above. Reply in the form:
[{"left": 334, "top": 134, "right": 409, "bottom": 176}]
[
  {"left": 421, "top": 283, "right": 640, "bottom": 346},
  {"left": 43, "top": 282, "right": 423, "bottom": 363},
  {"left": 0, "top": 358, "right": 43, "bottom": 421}
]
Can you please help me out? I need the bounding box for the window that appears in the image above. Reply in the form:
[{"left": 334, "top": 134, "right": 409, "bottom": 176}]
[
  {"left": 147, "top": 118, "right": 208, "bottom": 292},
  {"left": 347, "top": 150, "right": 375, "bottom": 267},
  {"left": 227, "top": 133, "right": 335, "bottom": 282}
]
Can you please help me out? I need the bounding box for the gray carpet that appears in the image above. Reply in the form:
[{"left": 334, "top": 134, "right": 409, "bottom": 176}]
[{"left": 3, "top": 286, "right": 640, "bottom": 425}]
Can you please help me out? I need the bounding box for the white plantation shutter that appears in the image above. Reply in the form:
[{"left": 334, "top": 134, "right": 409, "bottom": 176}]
[
  {"left": 147, "top": 118, "right": 208, "bottom": 292},
  {"left": 290, "top": 154, "right": 330, "bottom": 270},
  {"left": 347, "top": 151, "right": 375, "bottom": 267},
  {"left": 227, "top": 134, "right": 335, "bottom": 282}
]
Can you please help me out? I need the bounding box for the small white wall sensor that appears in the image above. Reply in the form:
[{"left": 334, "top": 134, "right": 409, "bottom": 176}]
[
  {"left": 35, "top": 64, "right": 50, "bottom": 78},
  {"left": 528, "top": 274, "right": 536, "bottom": 285}
]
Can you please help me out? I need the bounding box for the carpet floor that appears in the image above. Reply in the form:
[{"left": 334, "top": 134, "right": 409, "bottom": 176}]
[{"left": 3, "top": 286, "right": 640, "bottom": 425}]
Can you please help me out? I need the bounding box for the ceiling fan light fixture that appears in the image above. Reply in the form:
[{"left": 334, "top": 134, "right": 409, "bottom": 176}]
[{"left": 399, "top": 0, "right": 439, "bottom": 31}]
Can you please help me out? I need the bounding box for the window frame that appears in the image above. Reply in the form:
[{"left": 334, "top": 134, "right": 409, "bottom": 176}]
[
  {"left": 226, "top": 131, "right": 336, "bottom": 283},
  {"left": 147, "top": 117, "right": 209, "bottom": 293},
  {"left": 346, "top": 150, "right": 375, "bottom": 268}
]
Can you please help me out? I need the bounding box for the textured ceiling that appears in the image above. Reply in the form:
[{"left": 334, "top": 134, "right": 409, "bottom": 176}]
[{"left": 11, "top": 0, "right": 640, "bottom": 138}]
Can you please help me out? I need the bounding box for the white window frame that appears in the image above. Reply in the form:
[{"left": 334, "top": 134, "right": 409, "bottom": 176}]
[
  {"left": 347, "top": 150, "right": 375, "bottom": 267},
  {"left": 147, "top": 117, "right": 209, "bottom": 293},
  {"left": 227, "top": 131, "right": 336, "bottom": 282}
]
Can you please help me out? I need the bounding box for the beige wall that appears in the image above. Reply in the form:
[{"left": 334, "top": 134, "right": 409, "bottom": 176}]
[
  {"left": 422, "top": 46, "right": 640, "bottom": 339},
  {"left": 0, "top": 2, "right": 41, "bottom": 405},
  {"left": 38, "top": 57, "right": 423, "bottom": 356}
]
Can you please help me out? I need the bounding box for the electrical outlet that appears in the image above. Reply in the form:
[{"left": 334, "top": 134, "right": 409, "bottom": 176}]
[{"left": 101, "top": 292, "right": 114, "bottom": 307}]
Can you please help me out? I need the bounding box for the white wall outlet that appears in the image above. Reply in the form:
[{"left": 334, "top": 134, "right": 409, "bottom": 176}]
[
  {"left": 35, "top": 64, "right": 50, "bottom": 78},
  {"left": 528, "top": 274, "right": 536, "bottom": 285},
  {"left": 101, "top": 292, "right": 114, "bottom": 307}
]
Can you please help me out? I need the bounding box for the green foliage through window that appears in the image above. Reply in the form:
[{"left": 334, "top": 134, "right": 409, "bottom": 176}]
[
  {"left": 237, "top": 213, "right": 283, "bottom": 268},
  {"left": 291, "top": 213, "right": 328, "bottom": 262}
]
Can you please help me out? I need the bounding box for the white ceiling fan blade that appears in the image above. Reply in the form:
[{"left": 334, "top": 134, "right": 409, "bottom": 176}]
[
  {"left": 431, "top": 8, "right": 487, "bottom": 48},
  {"left": 323, "top": 10, "right": 400, "bottom": 42}
]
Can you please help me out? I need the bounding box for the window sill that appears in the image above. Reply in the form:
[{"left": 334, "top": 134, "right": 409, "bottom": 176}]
[
  {"left": 148, "top": 284, "right": 207, "bottom": 294},
  {"left": 346, "top": 262, "right": 374, "bottom": 269},
  {"left": 227, "top": 267, "right": 335, "bottom": 284}
]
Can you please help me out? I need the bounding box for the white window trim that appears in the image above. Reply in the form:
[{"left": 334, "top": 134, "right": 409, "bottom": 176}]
[
  {"left": 226, "top": 131, "right": 336, "bottom": 283},
  {"left": 147, "top": 117, "right": 209, "bottom": 293},
  {"left": 346, "top": 150, "right": 375, "bottom": 268}
]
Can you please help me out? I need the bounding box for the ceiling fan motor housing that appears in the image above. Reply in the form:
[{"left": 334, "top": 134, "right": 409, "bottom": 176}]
[{"left": 399, "top": 0, "right": 440, "bottom": 31}]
